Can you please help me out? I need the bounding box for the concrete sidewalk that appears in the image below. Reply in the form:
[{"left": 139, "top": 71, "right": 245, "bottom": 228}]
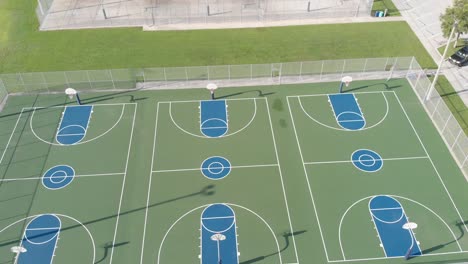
[{"left": 392, "top": 0, "right": 468, "bottom": 106}]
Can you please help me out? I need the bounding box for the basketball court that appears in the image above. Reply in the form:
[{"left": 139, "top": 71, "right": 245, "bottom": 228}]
[{"left": 0, "top": 78, "right": 467, "bottom": 263}]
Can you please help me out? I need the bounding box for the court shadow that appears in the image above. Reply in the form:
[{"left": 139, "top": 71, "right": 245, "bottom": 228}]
[
  {"left": 215, "top": 89, "right": 275, "bottom": 99},
  {"left": 95, "top": 241, "right": 129, "bottom": 264},
  {"left": 344, "top": 83, "right": 401, "bottom": 93},
  {"left": 240, "top": 230, "right": 307, "bottom": 264},
  {"left": 421, "top": 219, "right": 466, "bottom": 255}
]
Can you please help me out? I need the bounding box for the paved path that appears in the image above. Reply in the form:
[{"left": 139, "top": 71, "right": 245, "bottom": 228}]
[{"left": 392, "top": 0, "right": 468, "bottom": 106}]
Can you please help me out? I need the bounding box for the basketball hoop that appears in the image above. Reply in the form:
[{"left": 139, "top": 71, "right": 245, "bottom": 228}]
[
  {"left": 11, "top": 246, "right": 27, "bottom": 254},
  {"left": 341, "top": 76, "right": 353, "bottom": 87},
  {"left": 211, "top": 233, "right": 226, "bottom": 241},
  {"left": 65, "top": 88, "right": 77, "bottom": 100},
  {"left": 206, "top": 83, "right": 218, "bottom": 100},
  {"left": 402, "top": 222, "right": 418, "bottom": 230}
]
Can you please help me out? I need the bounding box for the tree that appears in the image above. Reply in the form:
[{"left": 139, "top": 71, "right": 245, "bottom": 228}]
[{"left": 440, "top": 0, "right": 468, "bottom": 47}]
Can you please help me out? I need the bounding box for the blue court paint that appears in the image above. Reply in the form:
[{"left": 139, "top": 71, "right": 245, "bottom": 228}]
[
  {"left": 369, "top": 196, "right": 421, "bottom": 258},
  {"left": 17, "top": 214, "right": 61, "bottom": 264},
  {"left": 42, "top": 165, "right": 75, "bottom": 190},
  {"left": 201, "top": 156, "right": 231, "bottom": 180},
  {"left": 201, "top": 204, "right": 239, "bottom": 264},
  {"left": 200, "top": 100, "right": 228, "bottom": 137},
  {"left": 328, "top": 94, "right": 365, "bottom": 130},
  {"left": 351, "top": 149, "right": 383, "bottom": 172},
  {"left": 56, "top": 105, "right": 93, "bottom": 145}
]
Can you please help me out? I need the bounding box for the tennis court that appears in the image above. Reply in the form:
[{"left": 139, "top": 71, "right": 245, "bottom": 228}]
[{"left": 0, "top": 78, "right": 467, "bottom": 264}]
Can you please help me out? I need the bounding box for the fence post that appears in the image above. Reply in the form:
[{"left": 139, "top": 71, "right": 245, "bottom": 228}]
[
  {"left": 279, "top": 63, "right": 283, "bottom": 84},
  {"left": 341, "top": 59, "right": 346, "bottom": 78},
  {"left": 431, "top": 98, "right": 442, "bottom": 118},
  {"left": 109, "top": 70, "right": 116, "bottom": 89},
  {"left": 320, "top": 60, "right": 324, "bottom": 80},
  {"left": 207, "top": 66, "right": 210, "bottom": 80},
  {"left": 299, "top": 61, "right": 303, "bottom": 78},
  {"left": 363, "top": 58, "right": 368, "bottom": 73},
  {"left": 64, "top": 72, "right": 70, "bottom": 88},
  {"left": 228, "top": 65, "right": 231, "bottom": 80},
  {"left": 451, "top": 130, "right": 463, "bottom": 150},
  {"left": 185, "top": 67, "right": 188, "bottom": 81},
  {"left": 441, "top": 114, "right": 452, "bottom": 134},
  {"left": 86, "top": 70, "right": 93, "bottom": 89},
  {"left": 18, "top": 73, "right": 28, "bottom": 94},
  {"left": 41, "top": 72, "right": 50, "bottom": 93},
  {"left": 250, "top": 64, "right": 253, "bottom": 80}
]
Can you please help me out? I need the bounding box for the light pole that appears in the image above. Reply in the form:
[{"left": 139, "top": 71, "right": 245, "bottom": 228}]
[{"left": 425, "top": 21, "right": 458, "bottom": 101}]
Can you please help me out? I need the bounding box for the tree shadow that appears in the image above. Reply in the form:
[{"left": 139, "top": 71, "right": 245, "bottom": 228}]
[{"left": 240, "top": 230, "right": 307, "bottom": 264}]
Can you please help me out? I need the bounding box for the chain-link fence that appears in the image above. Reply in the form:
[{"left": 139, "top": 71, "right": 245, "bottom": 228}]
[
  {"left": 36, "top": 0, "right": 373, "bottom": 30},
  {"left": 0, "top": 57, "right": 466, "bottom": 177},
  {"left": 0, "top": 79, "right": 7, "bottom": 112},
  {"left": 406, "top": 58, "right": 468, "bottom": 177}
]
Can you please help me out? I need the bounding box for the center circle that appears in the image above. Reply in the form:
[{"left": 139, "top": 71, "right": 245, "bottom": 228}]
[
  {"left": 359, "top": 154, "right": 376, "bottom": 167},
  {"left": 42, "top": 165, "right": 75, "bottom": 190},
  {"left": 351, "top": 149, "right": 383, "bottom": 172},
  {"left": 208, "top": 162, "right": 224, "bottom": 174},
  {"left": 201, "top": 156, "right": 231, "bottom": 180}
]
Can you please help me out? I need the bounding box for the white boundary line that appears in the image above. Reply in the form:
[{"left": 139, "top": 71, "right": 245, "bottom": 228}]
[
  {"left": 153, "top": 163, "right": 278, "bottom": 173},
  {"left": 393, "top": 92, "right": 468, "bottom": 233},
  {"left": 139, "top": 102, "right": 160, "bottom": 264},
  {"left": 0, "top": 109, "right": 24, "bottom": 166},
  {"left": 0, "top": 172, "right": 125, "bottom": 182},
  {"left": 287, "top": 96, "right": 330, "bottom": 261},
  {"left": 30, "top": 104, "right": 126, "bottom": 146},
  {"left": 265, "top": 97, "right": 300, "bottom": 263},
  {"left": 304, "top": 156, "right": 428, "bottom": 165},
  {"left": 109, "top": 103, "right": 137, "bottom": 264}
]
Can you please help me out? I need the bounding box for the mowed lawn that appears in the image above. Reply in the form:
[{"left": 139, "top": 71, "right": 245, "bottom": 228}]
[{"left": 0, "top": 0, "right": 436, "bottom": 73}]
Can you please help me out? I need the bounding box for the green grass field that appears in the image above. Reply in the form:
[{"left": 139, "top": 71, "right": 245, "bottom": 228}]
[
  {"left": 0, "top": 78, "right": 467, "bottom": 264},
  {"left": 0, "top": 0, "right": 436, "bottom": 73},
  {"left": 372, "top": 0, "right": 401, "bottom": 17}
]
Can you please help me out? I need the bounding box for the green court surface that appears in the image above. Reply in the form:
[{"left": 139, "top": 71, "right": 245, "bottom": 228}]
[{"left": 0, "top": 78, "right": 467, "bottom": 264}]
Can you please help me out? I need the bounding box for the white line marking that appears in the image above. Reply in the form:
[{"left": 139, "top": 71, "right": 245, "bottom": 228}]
[
  {"left": 153, "top": 163, "right": 278, "bottom": 173},
  {"left": 140, "top": 102, "right": 160, "bottom": 264},
  {"left": 304, "top": 156, "right": 429, "bottom": 165},
  {"left": 287, "top": 97, "right": 330, "bottom": 261},
  {"left": 265, "top": 97, "right": 300, "bottom": 263},
  {"left": 201, "top": 216, "right": 235, "bottom": 220},
  {"left": 393, "top": 92, "right": 468, "bottom": 233},
  {"left": 109, "top": 104, "right": 137, "bottom": 264},
  {"left": 0, "top": 172, "right": 125, "bottom": 182},
  {"left": 370, "top": 207, "right": 402, "bottom": 211},
  {"left": 0, "top": 109, "right": 24, "bottom": 166}
]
